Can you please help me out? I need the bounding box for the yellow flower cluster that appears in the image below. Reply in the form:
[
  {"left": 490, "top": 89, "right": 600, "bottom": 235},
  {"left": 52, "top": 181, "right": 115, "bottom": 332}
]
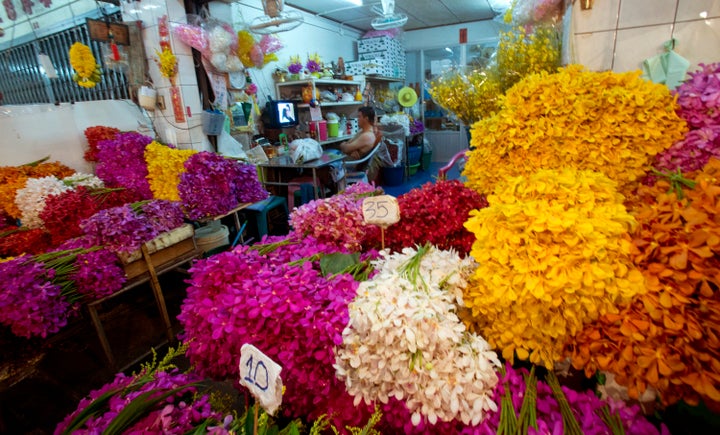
[
  {"left": 463, "top": 65, "right": 687, "bottom": 195},
  {"left": 156, "top": 48, "right": 178, "bottom": 79},
  {"left": 69, "top": 42, "right": 101, "bottom": 88},
  {"left": 144, "top": 141, "right": 197, "bottom": 201},
  {"left": 428, "top": 23, "right": 560, "bottom": 125},
  {"left": 496, "top": 24, "right": 561, "bottom": 91},
  {"left": 462, "top": 167, "right": 646, "bottom": 369}
]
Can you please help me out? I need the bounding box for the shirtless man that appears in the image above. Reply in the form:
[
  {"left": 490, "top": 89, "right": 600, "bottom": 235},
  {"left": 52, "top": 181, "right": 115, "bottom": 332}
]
[{"left": 340, "top": 106, "right": 377, "bottom": 160}]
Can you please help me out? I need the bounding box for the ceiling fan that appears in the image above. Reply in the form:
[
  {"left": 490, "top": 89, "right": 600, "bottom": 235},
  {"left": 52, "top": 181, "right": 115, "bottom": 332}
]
[
  {"left": 249, "top": 0, "right": 304, "bottom": 34},
  {"left": 370, "top": 0, "right": 408, "bottom": 30}
]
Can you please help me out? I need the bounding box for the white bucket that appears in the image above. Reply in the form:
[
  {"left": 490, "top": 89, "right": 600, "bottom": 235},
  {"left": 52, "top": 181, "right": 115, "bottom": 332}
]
[
  {"left": 138, "top": 86, "right": 157, "bottom": 110},
  {"left": 195, "top": 224, "right": 229, "bottom": 252}
]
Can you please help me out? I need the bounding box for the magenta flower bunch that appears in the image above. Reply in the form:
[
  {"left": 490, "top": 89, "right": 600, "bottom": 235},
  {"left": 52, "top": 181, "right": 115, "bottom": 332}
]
[
  {"left": 0, "top": 257, "right": 69, "bottom": 338},
  {"left": 178, "top": 152, "right": 268, "bottom": 220},
  {"left": 69, "top": 248, "right": 126, "bottom": 299},
  {"left": 179, "top": 234, "right": 376, "bottom": 428},
  {"left": 95, "top": 132, "right": 154, "bottom": 198},
  {"left": 54, "top": 368, "right": 224, "bottom": 434},
  {"left": 653, "top": 63, "right": 720, "bottom": 173},
  {"left": 674, "top": 62, "right": 720, "bottom": 128},
  {"left": 289, "top": 182, "right": 382, "bottom": 251}
]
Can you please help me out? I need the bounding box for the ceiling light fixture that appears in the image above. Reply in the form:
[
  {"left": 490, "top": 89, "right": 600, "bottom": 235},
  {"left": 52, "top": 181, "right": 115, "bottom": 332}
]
[{"left": 371, "top": 0, "right": 407, "bottom": 30}]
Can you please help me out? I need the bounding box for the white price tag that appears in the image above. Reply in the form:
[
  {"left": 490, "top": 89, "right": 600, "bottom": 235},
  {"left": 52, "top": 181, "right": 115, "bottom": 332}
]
[
  {"left": 238, "top": 344, "right": 283, "bottom": 415},
  {"left": 362, "top": 195, "right": 400, "bottom": 227}
]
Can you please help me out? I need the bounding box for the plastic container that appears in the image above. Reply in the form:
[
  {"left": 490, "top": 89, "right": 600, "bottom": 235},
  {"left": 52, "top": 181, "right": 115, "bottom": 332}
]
[
  {"left": 408, "top": 145, "right": 422, "bottom": 165},
  {"left": 138, "top": 86, "right": 157, "bottom": 110},
  {"left": 327, "top": 120, "right": 339, "bottom": 137},
  {"left": 409, "top": 163, "right": 421, "bottom": 176},
  {"left": 421, "top": 150, "right": 432, "bottom": 171},
  {"left": 195, "top": 224, "right": 229, "bottom": 253},
  {"left": 309, "top": 120, "right": 328, "bottom": 141},
  {"left": 381, "top": 166, "right": 404, "bottom": 186}
]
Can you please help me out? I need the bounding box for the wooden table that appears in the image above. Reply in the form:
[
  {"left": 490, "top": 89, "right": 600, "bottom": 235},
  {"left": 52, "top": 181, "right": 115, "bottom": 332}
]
[
  {"left": 257, "top": 151, "right": 346, "bottom": 200},
  {"left": 86, "top": 241, "right": 203, "bottom": 370}
]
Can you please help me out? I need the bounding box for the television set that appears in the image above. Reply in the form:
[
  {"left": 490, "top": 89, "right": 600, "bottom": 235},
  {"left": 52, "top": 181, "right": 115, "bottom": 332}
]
[{"left": 264, "top": 100, "right": 299, "bottom": 129}]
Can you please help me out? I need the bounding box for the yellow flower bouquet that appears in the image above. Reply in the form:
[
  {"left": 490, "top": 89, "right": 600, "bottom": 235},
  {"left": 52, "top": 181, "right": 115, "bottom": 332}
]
[
  {"left": 463, "top": 65, "right": 687, "bottom": 196},
  {"left": 69, "top": 42, "right": 102, "bottom": 88},
  {"left": 155, "top": 47, "right": 178, "bottom": 79},
  {"left": 462, "top": 167, "right": 646, "bottom": 368},
  {"left": 144, "top": 141, "right": 197, "bottom": 201}
]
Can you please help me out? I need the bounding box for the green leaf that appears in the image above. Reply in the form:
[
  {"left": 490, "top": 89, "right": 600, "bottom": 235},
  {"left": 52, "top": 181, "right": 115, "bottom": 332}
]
[
  {"left": 244, "top": 404, "right": 256, "bottom": 435},
  {"left": 60, "top": 386, "right": 125, "bottom": 435},
  {"left": 320, "top": 252, "right": 360, "bottom": 276},
  {"left": 103, "top": 383, "right": 196, "bottom": 435}
]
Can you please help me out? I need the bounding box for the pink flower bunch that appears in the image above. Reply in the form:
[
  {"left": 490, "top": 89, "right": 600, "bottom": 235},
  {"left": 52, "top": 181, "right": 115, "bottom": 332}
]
[
  {"left": 385, "top": 180, "right": 488, "bottom": 255},
  {"left": 178, "top": 152, "right": 268, "bottom": 220},
  {"left": 54, "top": 369, "right": 223, "bottom": 434},
  {"left": 0, "top": 257, "right": 69, "bottom": 338},
  {"left": 95, "top": 132, "right": 154, "bottom": 199},
  {"left": 674, "top": 62, "right": 720, "bottom": 128},
  {"left": 289, "top": 182, "right": 382, "bottom": 251},
  {"left": 179, "top": 234, "right": 375, "bottom": 428},
  {"left": 69, "top": 248, "right": 126, "bottom": 299}
]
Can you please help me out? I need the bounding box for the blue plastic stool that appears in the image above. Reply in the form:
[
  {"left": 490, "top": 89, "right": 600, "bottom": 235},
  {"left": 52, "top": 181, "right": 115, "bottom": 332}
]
[{"left": 245, "top": 196, "right": 289, "bottom": 239}]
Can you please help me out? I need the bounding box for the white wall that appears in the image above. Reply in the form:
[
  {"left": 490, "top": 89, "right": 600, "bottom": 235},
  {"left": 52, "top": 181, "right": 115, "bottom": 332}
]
[
  {"left": 0, "top": 100, "right": 149, "bottom": 172},
  {"left": 573, "top": 0, "right": 720, "bottom": 73}
]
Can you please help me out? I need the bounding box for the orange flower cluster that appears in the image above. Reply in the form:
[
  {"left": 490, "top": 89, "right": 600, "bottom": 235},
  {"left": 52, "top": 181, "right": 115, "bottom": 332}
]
[
  {"left": 567, "top": 158, "right": 720, "bottom": 408},
  {"left": 0, "top": 161, "right": 74, "bottom": 218}
]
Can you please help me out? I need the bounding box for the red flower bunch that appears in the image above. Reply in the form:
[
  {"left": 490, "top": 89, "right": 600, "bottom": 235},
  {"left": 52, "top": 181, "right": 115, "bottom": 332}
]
[
  {"left": 40, "top": 187, "right": 101, "bottom": 247},
  {"left": 385, "top": 180, "right": 488, "bottom": 255},
  {"left": 0, "top": 227, "right": 52, "bottom": 257},
  {"left": 83, "top": 126, "right": 120, "bottom": 162}
]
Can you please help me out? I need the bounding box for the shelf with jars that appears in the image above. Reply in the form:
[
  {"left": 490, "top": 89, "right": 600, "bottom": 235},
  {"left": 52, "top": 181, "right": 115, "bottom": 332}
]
[{"left": 275, "top": 78, "right": 364, "bottom": 108}]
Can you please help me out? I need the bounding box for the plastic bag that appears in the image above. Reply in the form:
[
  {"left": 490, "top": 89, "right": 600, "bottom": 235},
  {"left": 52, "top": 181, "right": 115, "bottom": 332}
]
[
  {"left": 377, "top": 123, "right": 405, "bottom": 167},
  {"left": 218, "top": 129, "right": 248, "bottom": 160},
  {"left": 289, "top": 138, "right": 323, "bottom": 164}
]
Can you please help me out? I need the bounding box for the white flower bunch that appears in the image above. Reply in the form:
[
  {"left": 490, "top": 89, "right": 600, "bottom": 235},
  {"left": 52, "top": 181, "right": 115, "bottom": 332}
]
[
  {"left": 15, "top": 176, "right": 70, "bottom": 229},
  {"left": 62, "top": 173, "right": 104, "bottom": 189},
  {"left": 335, "top": 245, "right": 501, "bottom": 426}
]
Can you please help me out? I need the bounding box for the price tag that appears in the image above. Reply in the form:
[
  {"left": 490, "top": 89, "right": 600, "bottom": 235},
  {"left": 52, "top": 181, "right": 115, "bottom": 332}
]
[
  {"left": 362, "top": 195, "right": 400, "bottom": 227},
  {"left": 239, "top": 344, "right": 283, "bottom": 415}
]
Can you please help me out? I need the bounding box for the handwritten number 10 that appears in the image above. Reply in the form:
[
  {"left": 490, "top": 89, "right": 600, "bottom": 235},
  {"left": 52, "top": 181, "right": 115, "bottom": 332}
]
[{"left": 244, "top": 355, "right": 269, "bottom": 391}]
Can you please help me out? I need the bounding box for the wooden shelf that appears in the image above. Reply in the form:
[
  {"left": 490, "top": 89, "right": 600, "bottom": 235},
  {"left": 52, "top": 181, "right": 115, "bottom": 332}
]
[
  {"left": 318, "top": 135, "right": 353, "bottom": 146},
  {"left": 298, "top": 101, "right": 362, "bottom": 108},
  {"left": 365, "top": 75, "right": 404, "bottom": 83}
]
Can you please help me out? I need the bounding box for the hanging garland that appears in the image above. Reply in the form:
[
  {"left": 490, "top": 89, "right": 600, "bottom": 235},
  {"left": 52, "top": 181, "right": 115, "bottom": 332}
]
[{"left": 68, "top": 42, "right": 102, "bottom": 88}]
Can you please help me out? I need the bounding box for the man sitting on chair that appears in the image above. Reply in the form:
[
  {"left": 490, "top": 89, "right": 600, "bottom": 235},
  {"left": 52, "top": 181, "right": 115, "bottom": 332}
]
[{"left": 340, "top": 106, "right": 377, "bottom": 160}]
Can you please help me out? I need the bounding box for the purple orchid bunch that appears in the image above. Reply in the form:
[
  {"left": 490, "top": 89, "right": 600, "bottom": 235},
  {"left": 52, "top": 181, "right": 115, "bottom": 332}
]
[
  {"left": 95, "top": 132, "right": 154, "bottom": 199},
  {"left": 53, "top": 236, "right": 126, "bottom": 299},
  {"left": 179, "top": 234, "right": 377, "bottom": 428},
  {"left": 0, "top": 257, "right": 70, "bottom": 338},
  {"left": 289, "top": 182, "right": 382, "bottom": 252},
  {"left": 178, "top": 152, "right": 268, "bottom": 220},
  {"left": 79, "top": 200, "right": 184, "bottom": 255},
  {"left": 410, "top": 119, "right": 425, "bottom": 135},
  {"left": 55, "top": 365, "right": 225, "bottom": 434},
  {"left": 653, "top": 63, "right": 720, "bottom": 173}
]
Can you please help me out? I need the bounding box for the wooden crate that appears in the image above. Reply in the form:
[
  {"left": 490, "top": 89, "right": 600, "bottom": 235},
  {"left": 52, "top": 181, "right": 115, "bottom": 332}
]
[{"left": 123, "top": 237, "right": 197, "bottom": 280}]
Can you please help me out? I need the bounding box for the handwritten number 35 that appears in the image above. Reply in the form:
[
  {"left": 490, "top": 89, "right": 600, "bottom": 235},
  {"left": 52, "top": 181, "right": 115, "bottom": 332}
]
[
  {"left": 365, "top": 200, "right": 389, "bottom": 219},
  {"left": 244, "top": 356, "right": 269, "bottom": 391}
]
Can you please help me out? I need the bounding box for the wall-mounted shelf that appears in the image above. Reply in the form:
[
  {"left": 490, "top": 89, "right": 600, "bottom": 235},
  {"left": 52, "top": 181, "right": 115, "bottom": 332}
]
[{"left": 298, "top": 101, "right": 362, "bottom": 108}]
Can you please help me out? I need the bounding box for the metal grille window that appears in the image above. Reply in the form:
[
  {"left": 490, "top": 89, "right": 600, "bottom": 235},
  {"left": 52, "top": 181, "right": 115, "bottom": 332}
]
[{"left": 0, "top": 13, "right": 129, "bottom": 105}]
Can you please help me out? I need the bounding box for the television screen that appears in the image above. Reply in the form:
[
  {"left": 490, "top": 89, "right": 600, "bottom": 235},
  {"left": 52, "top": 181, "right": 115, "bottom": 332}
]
[{"left": 268, "top": 100, "right": 298, "bottom": 128}]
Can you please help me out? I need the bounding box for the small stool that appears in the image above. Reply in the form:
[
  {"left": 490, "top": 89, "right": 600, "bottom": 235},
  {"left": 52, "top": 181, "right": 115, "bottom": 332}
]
[
  {"left": 245, "top": 196, "right": 289, "bottom": 239},
  {"left": 287, "top": 176, "right": 318, "bottom": 210}
]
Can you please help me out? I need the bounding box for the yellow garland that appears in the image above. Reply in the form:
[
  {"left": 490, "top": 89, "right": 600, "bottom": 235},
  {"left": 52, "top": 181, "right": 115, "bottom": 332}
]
[
  {"left": 462, "top": 167, "right": 646, "bottom": 369},
  {"left": 69, "top": 42, "right": 101, "bottom": 88},
  {"left": 155, "top": 48, "right": 178, "bottom": 79},
  {"left": 144, "top": 141, "right": 197, "bottom": 201},
  {"left": 238, "top": 30, "right": 256, "bottom": 68},
  {"left": 462, "top": 65, "right": 688, "bottom": 195}
]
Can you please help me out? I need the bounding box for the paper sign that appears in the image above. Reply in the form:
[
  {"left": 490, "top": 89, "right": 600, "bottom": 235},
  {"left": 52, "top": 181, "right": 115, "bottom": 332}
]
[
  {"left": 309, "top": 105, "right": 323, "bottom": 121},
  {"left": 239, "top": 344, "right": 283, "bottom": 415},
  {"left": 362, "top": 195, "right": 400, "bottom": 227}
]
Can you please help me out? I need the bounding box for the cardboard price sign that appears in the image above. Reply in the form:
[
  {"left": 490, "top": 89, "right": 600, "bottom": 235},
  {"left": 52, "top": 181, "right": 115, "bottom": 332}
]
[
  {"left": 238, "top": 344, "right": 283, "bottom": 415},
  {"left": 362, "top": 195, "right": 400, "bottom": 227}
]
